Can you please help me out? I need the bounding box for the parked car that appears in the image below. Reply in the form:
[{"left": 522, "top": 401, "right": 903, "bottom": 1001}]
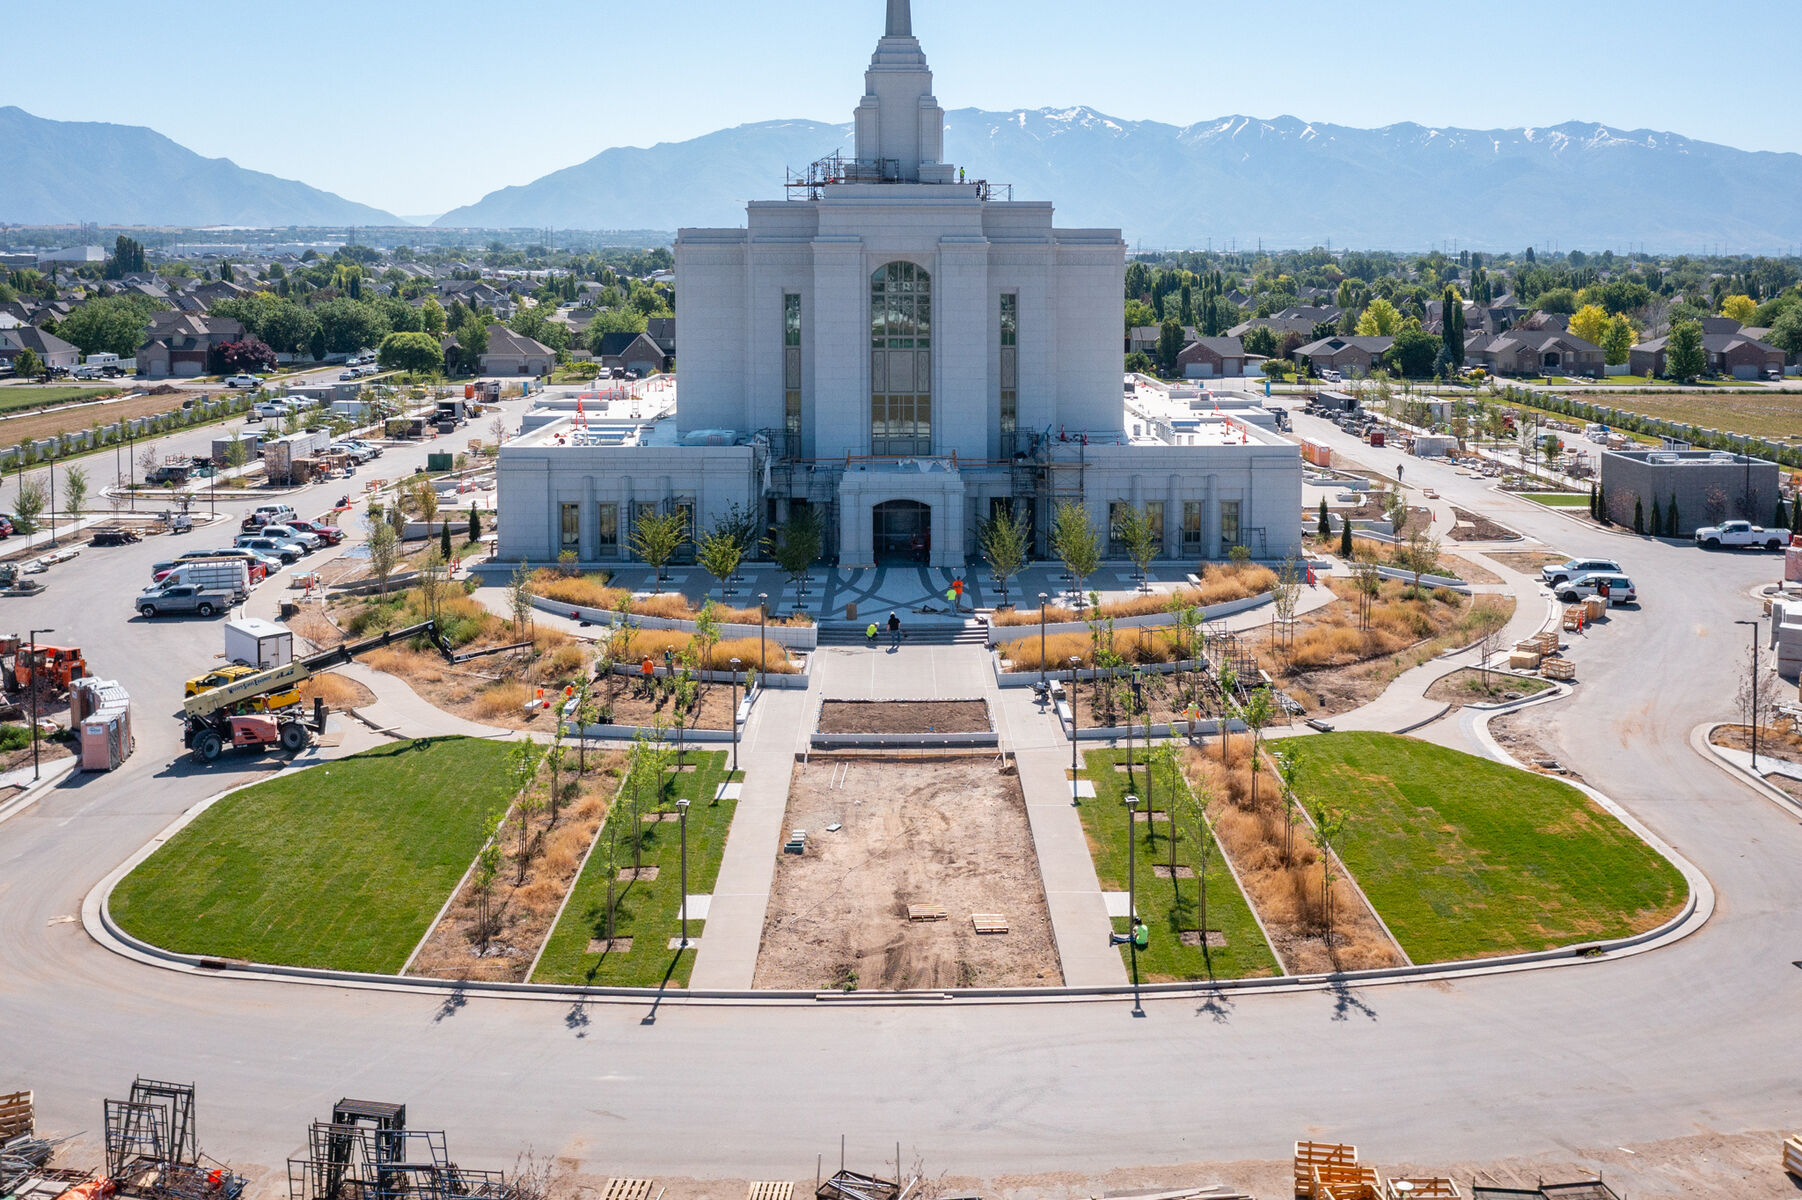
[
  {"left": 1541, "top": 557, "right": 1623, "bottom": 586},
  {"left": 259, "top": 524, "right": 322, "bottom": 551},
  {"left": 184, "top": 664, "right": 300, "bottom": 710},
  {"left": 224, "top": 374, "right": 264, "bottom": 389},
  {"left": 1693, "top": 520, "right": 1786, "bottom": 550},
  {"left": 233, "top": 535, "right": 302, "bottom": 563},
  {"left": 284, "top": 519, "right": 344, "bottom": 545},
  {"left": 1554, "top": 572, "right": 1637, "bottom": 605},
  {"left": 137, "top": 584, "right": 233, "bottom": 618},
  {"left": 242, "top": 504, "right": 297, "bottom": 530},
  {"left": 0, "top": 514, "right": 13, "bottom": 537}
]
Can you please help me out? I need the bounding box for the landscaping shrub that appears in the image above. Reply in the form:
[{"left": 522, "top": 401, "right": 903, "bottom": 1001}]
[
  {"left": 999, "top": 628, "right": 1187, "bottom": 671},
  {"left": 531, "top": 643, "right": 587, "bottom": 682},
  {"left": 991, "top": 563, "right": 1278, "bottom": 626},
  {"left": 474, "top": 680, "right": 528, "bottom": 717}
]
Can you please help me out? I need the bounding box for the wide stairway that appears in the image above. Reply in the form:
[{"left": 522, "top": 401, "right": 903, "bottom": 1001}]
[{"left": 815, "top": 619, "right": 990, "bottom": 647}]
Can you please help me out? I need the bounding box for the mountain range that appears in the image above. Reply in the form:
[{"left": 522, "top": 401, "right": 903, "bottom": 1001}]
[
  {"left": 0, "top": 106, "right": 403, "bottom": 228},
  {"left": 436, "top": 108, "right": 1802, "bottom": 250},
  {"left": 5, "top": 102, "right": 1801, "bottom": 251}
]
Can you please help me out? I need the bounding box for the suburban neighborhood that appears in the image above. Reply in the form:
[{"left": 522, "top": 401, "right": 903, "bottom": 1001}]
[{"left": 1, "top": 3, "right": 1801, "bottom": 1200}]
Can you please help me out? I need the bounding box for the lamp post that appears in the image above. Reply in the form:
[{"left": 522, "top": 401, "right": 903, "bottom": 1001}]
[
  {"left": 1736, "top": 618, "right": 1761, "bottom": 772},
  {"left": 1038, "top": 592, "right": 1049, "bottom": 688},
  {"left": 28, "top": 627, "right": 53, "bottom": 781},
  {"left": 757, "top": 592, "right": 768, "bottom": 678},
  {"left": 1125, "top": 793, "right": 1140, "bottom": 932},
  {"left": 676, "top": 797, "right": 691, "bottom": 947},
  {"left": 1069, "top": 655, "right": 1081, "bottom": 789},
  {"left": 728, "top": 657, "right": 743, "bottom": 772}
]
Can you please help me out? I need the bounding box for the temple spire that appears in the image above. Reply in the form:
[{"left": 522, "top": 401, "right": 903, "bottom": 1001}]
[{"left": 885, "top": 0, "right": 911, "bottom": 37}]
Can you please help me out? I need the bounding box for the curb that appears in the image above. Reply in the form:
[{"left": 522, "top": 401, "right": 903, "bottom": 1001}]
[
  {"left": 82, "top": 731, "right": 1715, "bottom": 1008},
  {"left": 0, "top": 755, "right": 80, "bottom": 826},
  {"left": 1691, "top": 722, "right": 1802, "bottom": 817}
]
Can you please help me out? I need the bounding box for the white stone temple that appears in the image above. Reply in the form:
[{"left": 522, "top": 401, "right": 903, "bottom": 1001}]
[{"left": 497, "top": 0, "right": 1302, "bottom": 571}]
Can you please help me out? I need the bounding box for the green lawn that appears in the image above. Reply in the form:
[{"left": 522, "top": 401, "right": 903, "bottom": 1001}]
[
  {"left": 1077, "top": 749, "right": 1280, "bottom": 982},
  {"left": 1521, "top": 492, "right": 1591, "bottom": 508},
  {"left": 111, "top": 738, "right": 521, "bottom": 973},
  {"left": 0, "top": 385, "right": 123, "bottom": 412},
  {"left": 532, "top": 751, "right": 738, "bottom": 988},
  {"left": 1281, "top": 732, "right": 1685, "bottom": 963}
]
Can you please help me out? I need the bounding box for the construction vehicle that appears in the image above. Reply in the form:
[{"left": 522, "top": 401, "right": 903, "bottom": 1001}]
[
  {"left": 4, "top": 639, "right": 87, "bottom": 692},
  {"left": 184, "top": 664, "right": 302, "bottom": 712},
  {"left": 0, "top": 563, "right": 46, "bottom": 596},
  {"left": 180, "top": 621, "right": 454, "bottom": 762}
]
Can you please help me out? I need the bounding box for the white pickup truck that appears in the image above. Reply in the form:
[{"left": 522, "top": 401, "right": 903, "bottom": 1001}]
[{"left": 1693, "top": 520, "right": 1787, "bottom": 550}]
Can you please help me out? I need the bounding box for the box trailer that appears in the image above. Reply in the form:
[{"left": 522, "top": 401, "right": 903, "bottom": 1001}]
[{"left": 224, "top": 617, "right": 294, "bottom": 669}]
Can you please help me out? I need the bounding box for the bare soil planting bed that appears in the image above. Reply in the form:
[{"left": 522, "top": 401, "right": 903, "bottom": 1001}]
[
  {"left": 817, "top": 699, "right": 989, "bottom": 734},
  {"left": 1486, "top": 549, "right": 1570, "bottom": 575},
  {"left": 1710, "top": 719, "right": 1802, "bottom": 765},
  {"left": 754, "top": 756, "right": 1061, "bottom": 990},
  {"left": 1423, "top": 667, "right": 1553, "bottom": 707},
  {"left": 1448, "top": 506, "right": 1520, "bottom": 542}
]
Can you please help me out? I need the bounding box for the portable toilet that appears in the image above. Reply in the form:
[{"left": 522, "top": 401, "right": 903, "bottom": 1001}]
[{"left": 72, "top": 678, "right": 132, "bottom": 772}]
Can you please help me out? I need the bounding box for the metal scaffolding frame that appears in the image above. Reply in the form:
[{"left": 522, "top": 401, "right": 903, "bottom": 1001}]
[
  {"left": 102, "top": 1079, "right": 245, "bottom": 1200},
  {"left": 287, "top": 1101, "right": 518, "bottom": 1200}
]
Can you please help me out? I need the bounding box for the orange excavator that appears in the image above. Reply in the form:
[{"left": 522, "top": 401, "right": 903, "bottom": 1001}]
[{"left": 1, "top": 636, "right": 87, "bottom": 693}]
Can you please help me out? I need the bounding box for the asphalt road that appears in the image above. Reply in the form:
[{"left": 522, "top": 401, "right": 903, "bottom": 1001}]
[{"left": 0, "top": 401, "right": 1797, "bottom": 1182}]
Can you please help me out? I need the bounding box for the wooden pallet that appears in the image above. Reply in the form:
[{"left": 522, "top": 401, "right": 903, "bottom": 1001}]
[
  {"left": 972, "top": 913, "right": 1009, "bottom": 934},
  {"left": 1784, "top": 1134, "right": 1802, "bottom": 1179},
  {"left": 1387, "top": 1180, "right": 1460, "bottom": 1199},
  {"left": 0, "top": 1089, "right": 32, "bottom": 1140},
  {"left": 602, "top": 1180, "right": 656, "bottom": 1200},
  {"left": 746, "top": 1183, "right": 793, "bottom": 1200},
  {"left": 907, "top": 904, "right": 948, "bottom": 922},
  {"left": 1294, "top": 1142, "right": 1359, "bottom": 1198}
]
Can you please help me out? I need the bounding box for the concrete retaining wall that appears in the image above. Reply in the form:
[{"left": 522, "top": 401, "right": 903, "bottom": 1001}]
[
  {"left": 531, "top": 593, "right": 818, "bottom": 649},
  {"left": 986, "top": 590, "right": 1273, "bottom": 647}
]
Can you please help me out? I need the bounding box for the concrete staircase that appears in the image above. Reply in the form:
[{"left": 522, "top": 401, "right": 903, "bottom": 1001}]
[{"left": 816, "top": 620, "right": 989, "bottom": 647}]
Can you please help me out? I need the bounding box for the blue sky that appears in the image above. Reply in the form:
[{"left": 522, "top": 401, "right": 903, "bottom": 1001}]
[{"left": 5, "top": 0, "right": 1792, "bottom": 216}]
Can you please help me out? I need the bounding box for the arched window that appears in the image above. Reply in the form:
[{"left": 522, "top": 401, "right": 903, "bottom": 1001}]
[{"left": 870, "top": 262, "right": 931, "bottom": 455}]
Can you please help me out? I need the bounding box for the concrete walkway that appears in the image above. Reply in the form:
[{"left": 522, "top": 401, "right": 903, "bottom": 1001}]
[{"left": 686, "top": 685, "right": 812, "bottom": 990}]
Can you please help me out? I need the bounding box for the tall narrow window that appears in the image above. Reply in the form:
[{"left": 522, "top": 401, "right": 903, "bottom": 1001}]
[
  {"left": 1144, "top": 501, "right": 1165, "bottom": 559},
  {"left": 870, "top": 262, "right": 931, "bottom": 456},
  {"left": 1219, "top": 500, "right": 1241, "bottom": 552},
  {"left": 783, "top": 292, "right": 802, "bottom": 447},
  {"left": 999, "top": 293, "right": 1018, "bottom": 442},
  {"left": 559, "top": 503, "right": 580, "bottom": 557},
  {"left": 595, "top": 502, "right": 619, "bottom": 557},
  {"left": 1181, "top": 502, "right": 1203, "bottom": 553}
]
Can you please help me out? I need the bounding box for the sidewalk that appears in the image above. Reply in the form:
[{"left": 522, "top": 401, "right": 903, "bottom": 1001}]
[{"left": 686, "top": 685, "right": 812, "bottom": 990}]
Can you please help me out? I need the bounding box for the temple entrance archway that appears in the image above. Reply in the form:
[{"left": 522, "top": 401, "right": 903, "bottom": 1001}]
[{"left": 873, "top": 500, "right": 930, "bottom": 564}]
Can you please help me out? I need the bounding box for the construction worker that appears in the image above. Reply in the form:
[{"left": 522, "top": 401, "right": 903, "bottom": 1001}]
[
  {"left": 888, "top": 610, "right": 902, "bottom": 648},
  {"left": 866, "top": 621, "right": 879, "bottom": 647}
]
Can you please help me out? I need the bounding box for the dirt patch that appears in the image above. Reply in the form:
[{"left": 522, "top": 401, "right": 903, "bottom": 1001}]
[
  {"left": 1487, "top": 549, "right": 1569, "bottom": 574},
  {"left": 754, "top": 757, "right": 1061, "bottom": 989},
  {"left": 0, "top": 390, "right": 211, "bottom": 451},
  {"left": 1424, "top": 667, "right": 1553, "bottom": 708},
  {"left": 1447, "top": 506, "right": 1520, "bottom": 542},
  {"left": 817, "top": 700, "right": 989, "bottom": 735},
  {"left": 1490, "top": 703, "right": 1585, "bottom": 782},
  {"left": 407, "top": 754, "right": 623, "bottom": 983},
  {"left": 1710, "top": 718, "right": 1802, "bottom": 765},
  {"left": 0, "top": 735, "right": 73, "bottom": 774},
  {"left": 591, "top": 671, "right": 737, "bottom": 731}
]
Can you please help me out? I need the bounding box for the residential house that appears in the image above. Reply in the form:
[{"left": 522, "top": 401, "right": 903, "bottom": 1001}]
[
  {"left": 1227, "top": 307, "right": 1339, "bottom": 340},
  {"left": 137, "top": 313, "right": 245, "bottom": 378},
  {"left": 646, "top": 316, "right": 676, "bottom": 360},
  {"left": 596, "top": 331, "right": 669, "bottom": 376},
  {"left": 480, "top": 326, "right": 556, "bottom": 376},
  {"left": 1629, "top": 319, "right": 1786, "bottom": 379},
  {"left": 1463, "top": 328, "right": 1603, "bottom": 377},
  {"left": 1294, "top": 335, "right": 1394, "bottom": 374},
  {"left": 1126, "top": 324, "right": 1196, "bottom": 356},
  {"left": 1176, "top": 336, "right": 1247, "bottom": 379},
  {"left": 0, "top": 326, "right": 81, "bottom": 372}
]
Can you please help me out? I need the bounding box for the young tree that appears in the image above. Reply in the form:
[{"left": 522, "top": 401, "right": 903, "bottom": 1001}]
[
  {"left": 416, "top": 547, "right": 447, "bottom": 621},
  {"left": 766, "top": 507, "right": 824, "bottom": 600},
  {"left": 1242, "top": 689, "right": 1275, "bottom": 808},
  {"left": 509, "top": 559, "right": 533, "bottom": 635},
  {"left": 1350, "top": 557, "right": 1383, "bottom": 630},
  {"left": 1356, "top": 298, "right": 1402, "bottom": 337},
  {"left": 63, "top": 465, "right": 88, "bottom": 516},
  {"left": 1114, "top": 503, "right": 1160, "bottom": 587},
  {"left": 13, "top": 348, "right": 42, "bottom": 380},
  {"left": 366, "top": 515, "right": 400, "bottom": 595},
  {"left": 978, "top": 503, "right": 1029, "bottom": 606},
  {"left": 225, "top": 428, "right": 251, "bottom": 482},
  {"left": 414, "top": 477, "right": 440, "bottom": 529},
  {"left": 629, "top": 509, "right": 689, "bottom": 591},
  {"left": 440, "top": 518, "right": 454, "bottom": 562},
  {"left": 1277, "top": 750, "right": 1302, "bottom": 867},
  {"left": 695, "top": 526, "right": 745, "bottom": 599},
  {"left": 1317, "top": 497, "right": 1331, "bottom": 541},
  {"left": 1269, "top": 554, "right": 1303, "bottom": 652},
  {"left": 1339, "top": 512, "right": 1353, "bottom": 559},
  {"left": 509, "top": 739, "right": 544, "bottom": 881},
  {"left": 1051, "top": 500, "right": 1101, "bottom": 606},
  {"left": 1396, "top": 526, "right": 1442, "bottom": 596},
  {"left": 1315, "top": 805, "right": 1349, "bottom": 952},
  {"left": 12, "top": 473, "right": 46, "bottom": 535}
]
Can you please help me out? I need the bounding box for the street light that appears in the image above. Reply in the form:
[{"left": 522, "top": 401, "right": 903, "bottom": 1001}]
[
  {"left": 676, "top": 797, "right": 691, "bottom": 947},
  {"left": 1125, "top": 793, "right": 1140, "bottom": 936},
  {"left": 757, "top": 592, "right": 768, "bottom": 680},
  {"left": 1038, "top": 592, "right": 1049, "bottom": 688},
  {"left": 28, "top": 627, "right": 53, "bottom": 781},
  {"left": 1736, "top": 618, "right": 1761, "bottom": 772},
  {"left": 728, "top": 657, "right": 743, "bottom": 772}
]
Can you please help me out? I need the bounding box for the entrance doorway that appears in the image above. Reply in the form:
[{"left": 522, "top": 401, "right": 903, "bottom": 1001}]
[{"left": 873, "top": 500, "right": 930, "bottom": 564}]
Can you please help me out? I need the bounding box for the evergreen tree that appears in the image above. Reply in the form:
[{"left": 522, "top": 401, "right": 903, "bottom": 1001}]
[
  {"left": 1633, "top": 496, "right": 1644, "bottom": 535},
  {"left": 1596, "top": 482, "right": 1608, "bottom": 525},
  {"left": 1317, "top": 497, "right": 1331, "bottom": 540},
  {"left": 1588, "top": 483, "right": 1598, "bottom": 519},
  {"left": 1774, "top": 497, "right": 1789, "bottom": 531},
  {"left": 1339, "top": 515, "right": 1353, "bottom": 559},
  {"left": 1666, "top": 495, "right": 1680, "bottom": 537},
  {"left": 1649, "top": 497, "right": 1662, "bottom": 537},
  {"left": 468, "top": 506, "right": 482, "bottom": 542},
  {"left": 441, "top": 519, "right": 454, "bottom": 561}
]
